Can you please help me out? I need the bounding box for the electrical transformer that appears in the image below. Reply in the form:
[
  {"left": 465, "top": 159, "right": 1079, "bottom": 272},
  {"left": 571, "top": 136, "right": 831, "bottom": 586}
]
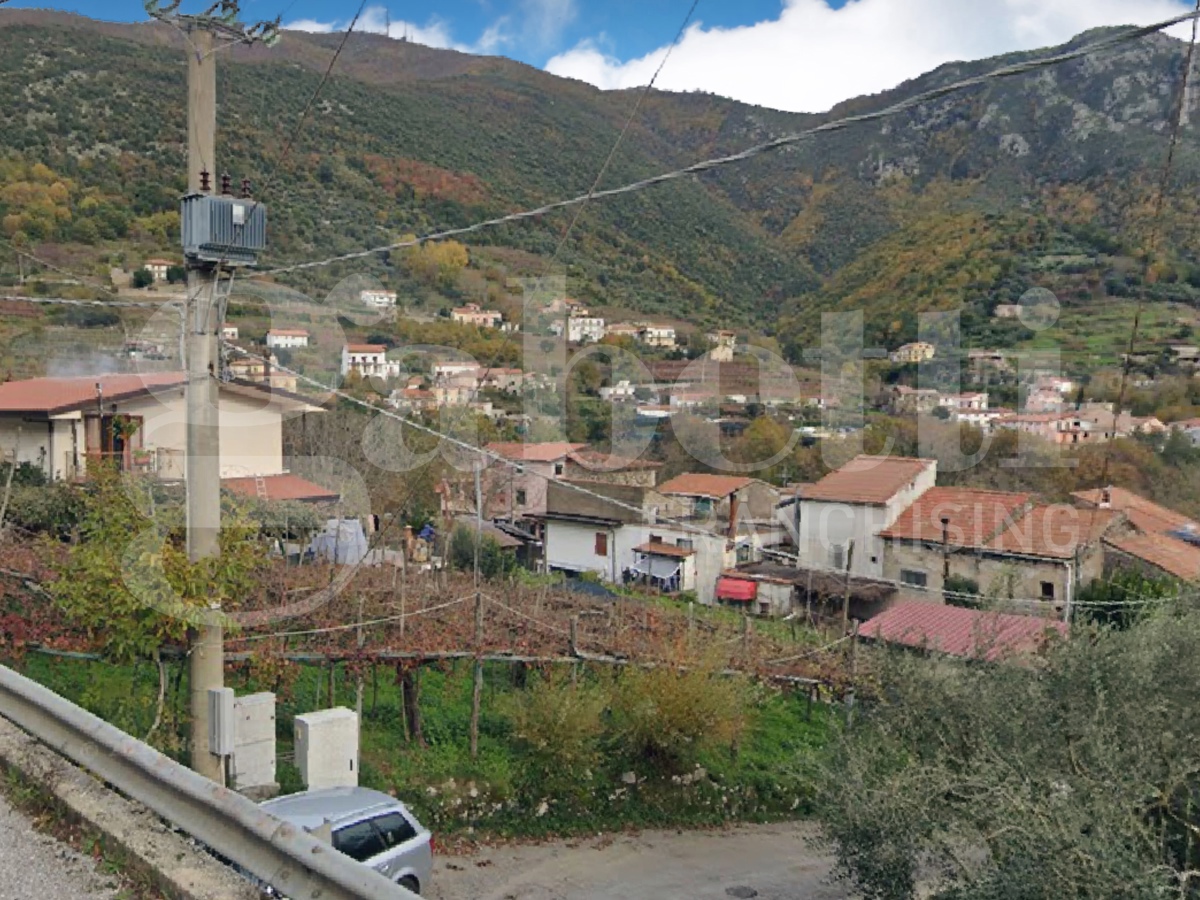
[{"left": 181, "top": 192, "right": 267, "bottom": 266}]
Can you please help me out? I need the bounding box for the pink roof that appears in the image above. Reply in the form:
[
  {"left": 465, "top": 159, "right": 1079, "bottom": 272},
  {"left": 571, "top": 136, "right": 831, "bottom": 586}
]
[
  {"left": 486, "top": 441, "right": 587, "bottom": 462},
  {"left": 865, "top": 601, "right": 1067, "bottom": 661},
  {"left": 0, "top": 373, "right": 186, "bottom": 415},
  {"left": 267, "top": 328, "right": 309, "bottom": 337}
]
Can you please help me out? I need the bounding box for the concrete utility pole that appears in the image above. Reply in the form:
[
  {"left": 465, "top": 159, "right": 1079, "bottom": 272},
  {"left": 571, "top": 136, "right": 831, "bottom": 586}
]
[{"left": 185, "top": 25, "right": 225, "bottom": 783}]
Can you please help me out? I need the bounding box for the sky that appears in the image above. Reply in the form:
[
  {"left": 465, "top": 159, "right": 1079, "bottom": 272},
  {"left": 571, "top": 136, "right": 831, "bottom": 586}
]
[{"left": 10, "top": 0, "right": 1198, "bottom": 112}]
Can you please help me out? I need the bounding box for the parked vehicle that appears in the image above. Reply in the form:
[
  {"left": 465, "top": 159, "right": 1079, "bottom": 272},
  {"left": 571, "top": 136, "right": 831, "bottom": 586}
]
[{"left": 259, "top": 787, "right": 433, "bottom": 895}]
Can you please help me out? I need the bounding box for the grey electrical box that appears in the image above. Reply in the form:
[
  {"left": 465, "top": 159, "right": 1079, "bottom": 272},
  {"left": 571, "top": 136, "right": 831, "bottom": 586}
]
[
  {"left": 208, "top": 686, "right": 236, "bottom": 757},
  {"left": 181, "top": 193, "right": 267, "bottom": 266}
]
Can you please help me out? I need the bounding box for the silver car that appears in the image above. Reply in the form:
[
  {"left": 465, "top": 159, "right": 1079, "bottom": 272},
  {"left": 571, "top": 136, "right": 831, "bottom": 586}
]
[{"left": 259, "top": 786, "right": 434, "bottom": 895}]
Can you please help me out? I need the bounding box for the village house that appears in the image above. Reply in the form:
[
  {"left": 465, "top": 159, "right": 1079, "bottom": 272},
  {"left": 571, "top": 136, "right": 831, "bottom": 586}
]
[
  {"left": 638, "top": 323, "right": 677, "bottom": 349},
  {"left": 360, "top": 289, "right": 397, "bottom": 308},
  {"left": 221, "top": 325, "right": 239, "bottom": 340},
  {"left": 341, "top": 344, "right": 402, "bottom": 379},
  {"left": 0, "top": 373, "right": 331, "bottom": 501},
  {"left": 879, "top": 487, "right": 1116, "bottom": 614},
  {"left": 889, "top": 385, "right": 941, "bottom": 415},
  {"left": 450, "top": 303, "right": 503, "bottom": 329},
  {"left": 539, "top": 476, "right": 774, "bottom": 604},
  {"left": 430, "top": 360, "right": 481, "bottom": 380},
  {"left": 563, "top": 449, "right": 660, "bottom": 488},
  {"left": 707, "top": 330, "right": 737, "bottom": 362},
  {"left": 143, "top": 258, "right": 175, "bottom": 283},
  {"left": 599, "top": 379, "right": 637, "bottom": 401},
  {"left": 1074, "top": 487, "right": 1200, "bottom": 582},
  {"left": 788, "top": 455, "right": 938, "bottom": 579},
  {"left": 992, "top": 304, "right": 1023, "bottom": 319},
  {"left": 478, "top": 441, "right": 587, "bottom": 521},
  {"left": 967, "top": 348, "right": 1014, "bottom": 381},
  {"left": 604, "top": 323, "right": 641, "bottom": 341},
  {"left": 890, "top": 341, "right": 936, "bottom": 364},
  {"left": 550, "top": 311, "right": 606, "bottom": 344},
  {"left": 265, "top": 328, "right": 310, "bottom": 350}
]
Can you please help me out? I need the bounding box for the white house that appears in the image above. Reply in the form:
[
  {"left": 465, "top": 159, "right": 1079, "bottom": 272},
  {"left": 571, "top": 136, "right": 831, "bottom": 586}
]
[
  {"left": 599, "top": 380, "right": 637, "bottom": 401},
  {"left": 143, "top": 258, "right": 175, "bottom": 283},
  {"left": 431, "top": 360, "right": 481, "bottom": 380},
  {"left": 540, "top": 480, "right": 734, "bottom": 603},
  {"left": 0, "top": 373, "right": 327, "bottom": 495},
  {"left": 222, "top": 325, "right": 239, "bottom": 340},
  {"left": 638, "top": 324, "right": 676, "bottom": 349},
  {"left": 341, "top": 344, "right": 401, "bottom": 379},
  {"left": 787, "top": 455, "right": 938, "bottom": 579},
  {"left": 551, "top": 315, "right": 606, "bottom": 344},
  {"left": 265, "top": 329, "right": 310, "bottom": 350},
  {"left": 360, "top": 290, "right": 397, "bottom": 308}
]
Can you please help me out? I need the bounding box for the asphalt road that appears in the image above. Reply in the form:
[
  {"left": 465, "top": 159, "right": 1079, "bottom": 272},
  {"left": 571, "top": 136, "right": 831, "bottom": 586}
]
[
  {"left": 427, "top": 821, "right": 850, "bottom": 900},
  {"left": 0, "top": 793, "right": 118, "bottom": 900}
]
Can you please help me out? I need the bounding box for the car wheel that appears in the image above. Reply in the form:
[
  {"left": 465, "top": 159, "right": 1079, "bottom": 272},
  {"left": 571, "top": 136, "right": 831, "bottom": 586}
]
[{"left": 398, "top": 875, "right": 420, "bottom": 895}]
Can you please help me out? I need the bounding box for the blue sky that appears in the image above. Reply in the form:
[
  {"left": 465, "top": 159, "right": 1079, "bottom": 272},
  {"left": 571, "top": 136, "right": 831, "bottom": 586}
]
[{"left": 8, "top": 0, "right": 1195, "bottom": 111}]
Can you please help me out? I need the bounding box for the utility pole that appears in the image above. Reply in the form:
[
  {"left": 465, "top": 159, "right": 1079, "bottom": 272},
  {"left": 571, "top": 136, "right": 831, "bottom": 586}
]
[
  {"left": 184, "top": 24, "right": 225, "bottom": 784},
  {"left": 148, "top": 0, "right": 279, "bottom": 782},
  {"left": 840, "top": 540, "right": 854, "bottom": 634}
]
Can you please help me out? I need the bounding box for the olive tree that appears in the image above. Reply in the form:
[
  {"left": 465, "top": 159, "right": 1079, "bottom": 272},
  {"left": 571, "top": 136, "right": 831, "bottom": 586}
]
[{"left": 814, "top": 607, "right": 1200, "bottom": 900}]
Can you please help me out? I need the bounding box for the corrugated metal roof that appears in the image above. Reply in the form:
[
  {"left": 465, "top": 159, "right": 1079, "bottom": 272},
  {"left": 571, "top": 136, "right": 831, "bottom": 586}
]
[
  {"left": 222, "top": 474, "right": 340, "bottom": 503},
  {"left": 801, "top": 455, "right": 935, "bottom": 505},
  {"left": 865, "top": 601, "right": 1067, "bottom": 661}
]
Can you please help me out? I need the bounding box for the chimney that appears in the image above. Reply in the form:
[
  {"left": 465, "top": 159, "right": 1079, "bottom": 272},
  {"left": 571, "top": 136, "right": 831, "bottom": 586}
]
[
  {"left": 728, "top": 492, "right": 740, "bottom": 539},
  {"left": 1099, "top": 486, "right": 1112, "bottom": 509}
]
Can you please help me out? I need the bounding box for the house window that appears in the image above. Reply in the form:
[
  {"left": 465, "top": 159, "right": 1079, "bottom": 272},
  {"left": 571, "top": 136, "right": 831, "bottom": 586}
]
[
  {"left": 650, "top": 533, "right": 663, "bottom": 544},
  {"left": 554, "top": 462, "right": 564, "bottom": 477},
  {"left": 831, "top": 544, "right": 845, "bottom": 570},
  {"left": 595, "top": 532, "right": 608, "bottom": 556},
  {"left": 900, "top": 569, "right": 928, "bottom": 589},
  {"left": 758, "top": 602, "right": 771, "bottom": 617},
  {"left": 676, "top": 539, "right": 693, "bottom": 551},
  {"left": 515, "top": 489, "right": 527, "bottom": 506},
  {"left": 1040, "top": 581, "right": 1055, "bottom": 600}
]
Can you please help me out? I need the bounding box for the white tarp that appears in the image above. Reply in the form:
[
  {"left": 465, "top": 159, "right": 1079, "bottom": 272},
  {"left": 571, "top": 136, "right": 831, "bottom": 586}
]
[{"left": 307, "top": 518, "right": 368, "bottom": 565}]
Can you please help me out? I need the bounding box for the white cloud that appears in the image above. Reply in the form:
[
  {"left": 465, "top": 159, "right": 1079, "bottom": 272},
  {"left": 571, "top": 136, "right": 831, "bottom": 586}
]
[
  {"left": 284, "top": 5, "right": 467, "bottom": 51},
  {"left": 285, "top": 0, "right": 578, "bottom": 56},
  {"left": 545, "top": 0, "right": 1194, "bottom": 113}
]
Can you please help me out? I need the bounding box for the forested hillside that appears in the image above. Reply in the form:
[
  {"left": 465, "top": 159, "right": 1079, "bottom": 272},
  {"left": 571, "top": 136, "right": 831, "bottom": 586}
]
[{"left": 3, "top": 11, "right": 1200, "bottom": 355}]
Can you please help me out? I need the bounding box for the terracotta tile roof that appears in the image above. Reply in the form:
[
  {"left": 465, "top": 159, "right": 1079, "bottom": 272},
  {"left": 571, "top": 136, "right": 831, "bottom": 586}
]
[
  {"left": 1072, "top": 487, "right": 1195, "bottom": 535},
  {"left": 222, "top": 474, "right": 340, "bottom": 503},
  {"left": 634, "top": 541, "right": 695, "bottom": 558},
  {"left": 801, "top": 455, "right": 935, "bottom": 505},
  {"left": 657, "top": 473, "right": 752, "bottom": 498},
  {"left": 345, "top": 344, "right": 386, "bottom": 353},
  {"left": 486, "top": 441, "right": 587, "bottom": 462},
  {"left": 880, "top": 487, "right": 1031, "bottom": 547},
  {"left": 0, "top": 373, "right": 186, "bottom": 415},
  {"left": 1105, "top": 532, "right": 1200, "bottom": 581},
  {"left": 987, "top": 506, "right": 1116, "bottom": 559},
  {"left": 865, "top": 601, "right": 1067, "bottom": 661},
  {"left": 567, "top": 450, "right": 661, "bottom": 471}
]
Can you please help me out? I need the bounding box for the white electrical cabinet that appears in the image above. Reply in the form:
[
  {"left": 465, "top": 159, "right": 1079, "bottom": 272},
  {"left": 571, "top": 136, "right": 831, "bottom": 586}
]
[
  {"left": 232, "top": 692, "right": 278, "bottom": 797},
  {"left": 294, "top": 708, "right": 359, "bottom": 790}
]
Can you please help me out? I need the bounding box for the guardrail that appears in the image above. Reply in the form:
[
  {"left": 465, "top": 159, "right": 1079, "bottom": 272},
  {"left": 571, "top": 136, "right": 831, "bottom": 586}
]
[{"left": 0, "top": 665, "right": 419, "bottom": 900}]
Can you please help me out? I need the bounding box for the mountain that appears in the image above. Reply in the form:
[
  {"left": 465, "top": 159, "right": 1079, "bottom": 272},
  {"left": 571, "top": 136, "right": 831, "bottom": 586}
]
[{"left": 2, "top": 11, "right": 1200, "bottom": 359}]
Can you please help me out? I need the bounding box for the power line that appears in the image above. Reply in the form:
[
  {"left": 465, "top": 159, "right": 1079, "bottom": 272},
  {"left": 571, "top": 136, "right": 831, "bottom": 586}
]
[
  {"left": 250, "top": 9, "right": 1200, "bottom": 280},
  {"left": 1088, "top": 0, "right": 1200, "bottom": 541}
]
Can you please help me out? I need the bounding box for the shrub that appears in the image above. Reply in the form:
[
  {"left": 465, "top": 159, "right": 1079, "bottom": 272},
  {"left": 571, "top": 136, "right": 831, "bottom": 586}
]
[
  {"left": 943, "top": 574, "right": 980, "bottom": 608},
  {"left": 503, "top": 671, "right": 607, "bottom": 794},
  {"left": 609, "top": 662, "right": 751, "bottom": 775},
  {"left": 131, "top": 268, "right": 153, "bottom": 289},
  {"left": 5, "top": 482, "right": 86, "bottom": 538},
  {"left": 449, "top": 524, "right": 516, "bottom": 580}
]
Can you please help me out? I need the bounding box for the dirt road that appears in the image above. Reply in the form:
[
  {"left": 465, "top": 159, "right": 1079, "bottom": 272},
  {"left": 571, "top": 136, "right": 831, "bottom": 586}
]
[{"left": 427, "top": 821, "right": 849, "bottom": 900}]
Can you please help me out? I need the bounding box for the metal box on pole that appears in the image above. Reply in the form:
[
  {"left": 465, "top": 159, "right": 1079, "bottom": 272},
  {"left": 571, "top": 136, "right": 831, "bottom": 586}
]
[{"left": 181, "top": 193, "right": 267, "bottom": 266}]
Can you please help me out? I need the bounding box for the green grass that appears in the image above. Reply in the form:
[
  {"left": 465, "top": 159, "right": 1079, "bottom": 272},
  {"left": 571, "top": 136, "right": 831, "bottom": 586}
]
[{"left": 14, "top": 651, "right": 833, "bottom": 839}]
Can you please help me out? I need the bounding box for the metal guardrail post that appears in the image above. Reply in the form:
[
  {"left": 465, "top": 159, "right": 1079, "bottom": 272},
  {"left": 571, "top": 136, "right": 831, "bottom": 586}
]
[{"left": 0, "top": 665, "right": 419, "bottom": 900}]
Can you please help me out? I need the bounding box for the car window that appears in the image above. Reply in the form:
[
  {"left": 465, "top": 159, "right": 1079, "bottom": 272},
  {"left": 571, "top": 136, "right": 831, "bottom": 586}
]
[
  {"left": 333, "top": 820, "right": 387, "bottom": 863},
  {"left": 372, "top": 811, "right": 418, "bottom": 848}
]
